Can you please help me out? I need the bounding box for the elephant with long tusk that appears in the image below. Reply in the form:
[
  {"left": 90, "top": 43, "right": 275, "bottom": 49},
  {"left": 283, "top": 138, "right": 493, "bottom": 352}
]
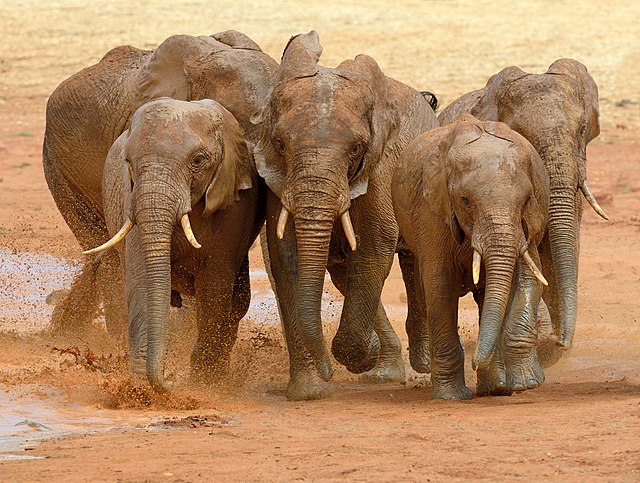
[
  {"left": 42, "top": 31, "right": 277, "bottom": 338},
  {"left": 438, "top": 59, "right": 607, "bottom": 363},
  {"left": 88, "top": 98, "right": 263, "bottom": 392},
  {"left": 392, "top": 114, "right": 551, "bottom": 399},
  {"left": 252, "top": 31, "right": 439, "bottom": 400}
]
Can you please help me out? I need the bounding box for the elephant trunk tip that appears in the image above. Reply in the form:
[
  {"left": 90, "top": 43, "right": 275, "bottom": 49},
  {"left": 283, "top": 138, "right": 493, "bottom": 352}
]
[
  {"left": 147, "top": 366, "right": 174, "bottom": 394},
  {"left": 472, "top": 345, "right": 493, "bottom": 371}
]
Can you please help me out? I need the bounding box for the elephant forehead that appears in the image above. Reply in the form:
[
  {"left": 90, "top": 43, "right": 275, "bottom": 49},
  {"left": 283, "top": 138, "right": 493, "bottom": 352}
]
[{"left": 449, "top": 135, "right": 521, "bottom": 178}]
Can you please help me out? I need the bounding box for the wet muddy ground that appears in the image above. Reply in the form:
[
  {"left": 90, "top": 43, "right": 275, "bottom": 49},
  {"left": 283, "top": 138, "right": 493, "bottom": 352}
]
[{"left": 1, "top": 0, "right": 639, "bottom": 480}]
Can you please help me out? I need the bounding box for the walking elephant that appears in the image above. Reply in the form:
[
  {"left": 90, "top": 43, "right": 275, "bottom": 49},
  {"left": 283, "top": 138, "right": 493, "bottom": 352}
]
[
  {"left": 87, "top": 98, "right": 263, "bottom": 391},
  {"left": 392, "top": 115, "right": 550, "bottom": 399},
  {"left": 43, "top": 30, "right": 277, "bottom": 336},
  {"left": 438, "top": 59, "right": 607, "bottom": 359},
  {"left": 252, "top": 31, "right": 439, "bottom": 400}
]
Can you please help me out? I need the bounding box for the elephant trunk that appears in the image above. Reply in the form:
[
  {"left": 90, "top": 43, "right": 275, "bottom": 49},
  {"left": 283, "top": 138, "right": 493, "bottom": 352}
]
[
  {"left": 286, "top": 173, "right": 347, "bottom": 380},
  {"left": 473, "top": 229, "right": 519, "bottom": 369},
  {"left": 134, "top": 175, "right": 186, "bottom": 392},
  {"left": 542, "top": 148, "right": 581, "bottom": 349}
]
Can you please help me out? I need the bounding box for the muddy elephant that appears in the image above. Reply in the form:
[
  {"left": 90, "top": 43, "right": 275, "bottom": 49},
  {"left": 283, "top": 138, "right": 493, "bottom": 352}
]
[
  {"left": 86, "top": 98, "right": 263, "bottom": 391},
  {"left": 42, "top": 30, "right": 277, "bottom": 336},
  {"left": 438, "top": 59, "right": 607, "bottom": 359},
  {"left": 252, "top": 31, "right": 439, "bottom": 400},
  {"left": 392, "top": 114, "right": 550, "bottom": 399}
]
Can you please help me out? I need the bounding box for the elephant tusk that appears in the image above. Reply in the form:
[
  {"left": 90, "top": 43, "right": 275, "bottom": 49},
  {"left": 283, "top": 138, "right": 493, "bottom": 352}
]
[
  {"left": 181, "top": 214, "right": 201, "bottom": 249},
  {"left": 472, "top": 249, "right": 481, "bottom": 285},
  {"left": 341, "top": 211, "right": 357, "bottom": 251},
  {"left": 523, "top": 250, "right": 548, "bottom": 286},
  {"left": 83, "top": 218, "right": 134, "bottom": 255},
  {"left": 276, "top": 206, "right": 289, "bottom": 240},
  {"left": 579, "top": 180, "right": 609, "bottom": 220}
]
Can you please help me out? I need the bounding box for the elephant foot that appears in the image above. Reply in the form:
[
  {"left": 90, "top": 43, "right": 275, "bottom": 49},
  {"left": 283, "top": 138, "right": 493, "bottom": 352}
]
[
  {"left": 476, "top": 364, "right": 510, "bottom": 397},
  {"left": 331, "top": 330, "right": 380, "bottom": 374},
  {"left": 359, "top": 353, "right": 405, "bottom": 384},
  {"left": 431, "top": 382, "right": 473, "bottom": 400},
  {"left": 409, "top": 343, "right": 431, "bottom": 374},
  {"left": 286, "top": 368, "right": 333, "bottom": 401},
  {"left": 507, "top": 351, "right": 545, "bottom": 392}
]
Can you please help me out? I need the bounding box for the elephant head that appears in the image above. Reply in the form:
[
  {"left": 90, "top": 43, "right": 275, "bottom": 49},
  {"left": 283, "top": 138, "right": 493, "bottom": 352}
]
[
  {"left": 469, "top": 59, "right": 605, "bottom": 349},
  {"left": 251, "top": 31, "right": 401, "bottom": 373},
  {"left": 424, "top": 115, "right": 549, "bottom": 368},
  {"left": 86, "top": 98, "right": 253, "bottom": 391}
]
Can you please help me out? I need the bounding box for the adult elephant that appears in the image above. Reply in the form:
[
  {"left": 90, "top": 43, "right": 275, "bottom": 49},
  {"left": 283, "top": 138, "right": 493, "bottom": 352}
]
[
  {"left": 43, "top": 30, "right": 277, "bottom": 336},
  {"left": 393, "top": 115, "right": 550, "bottom": 399},
  {"left": 252, "top": 31, "right": 439, "bottom": 400},
  {"left": 438, "top": 59, "right": 607, "bottom": 358},
  {"left": 87, "top": 98, "right": 261, "bottom": 391}
]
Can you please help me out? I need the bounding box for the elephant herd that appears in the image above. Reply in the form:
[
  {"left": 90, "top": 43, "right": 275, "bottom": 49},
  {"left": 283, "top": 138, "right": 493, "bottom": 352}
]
[{"left": 42, "top": 30, "right": 607, "bottom": 401}]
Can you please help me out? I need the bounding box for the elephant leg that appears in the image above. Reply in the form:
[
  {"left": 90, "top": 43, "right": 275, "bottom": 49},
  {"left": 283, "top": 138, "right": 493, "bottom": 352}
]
[
  {"left": 48, "top": 259, "right": 99, "bottom": 335},
  {"left": 43, "top": 158, "right": 107, "bottom": 334},
  {"left": 96, "top": 249, "right": 127, "bottom": 339},
  {"left": 326, "top": 258, "right": 405, "bottom": 384},
  {"left": 399, "top": 250, "right": 430, "bottom": 373},
  {"left": 266, "top": 190, "right": 332, "bottom": 400},
  {"left": 422, "top": 259, "right": 471, "bottom": 400},
  {"left": 473, "top": 288, "right": 509, "bottom": 396},
  {"left": 502, "top": 248, "right": 545, "bottom": 393},
  {"left": 190, "top": 260, "right": 241, "bottom": 385}
]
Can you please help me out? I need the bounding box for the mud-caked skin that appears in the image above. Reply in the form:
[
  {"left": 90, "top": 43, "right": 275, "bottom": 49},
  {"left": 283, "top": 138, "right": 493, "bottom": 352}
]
[
  {"left": 392, "top": 115, "right": 550, "bottom": 399},
  {"left": 254, "top": 31, "right": 439, "bottom": 400},
  {"left": 100, "top": 98, "right": 264, "bottom": 392},
  {"left": 42, "top": 30, "right": 277, "bottom": 338},
  {"left": 439, "top": 59, "right": 608, "bottom": 365}
]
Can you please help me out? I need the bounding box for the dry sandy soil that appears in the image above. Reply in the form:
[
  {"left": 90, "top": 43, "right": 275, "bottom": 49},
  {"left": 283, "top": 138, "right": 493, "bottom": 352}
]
[{"left": 1, "top": 0, "right": 639, "bottom": 480}]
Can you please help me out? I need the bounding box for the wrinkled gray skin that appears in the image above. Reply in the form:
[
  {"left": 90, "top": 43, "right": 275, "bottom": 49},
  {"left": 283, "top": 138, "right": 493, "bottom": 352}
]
[
  {"left": 102, "top": 98, "right": 263, "bottom": 392},
  {"left": 253, "top": 32, "right": 438, "bottom": 400},
  {"left": 439, "top": 59, "right": 606, "bottom": 363},
  {"left": 42, "top": 31, "right": 277, "bottom": 337},
  {"left": 393, "top": 115, "right": 550, "bottom": 399}
]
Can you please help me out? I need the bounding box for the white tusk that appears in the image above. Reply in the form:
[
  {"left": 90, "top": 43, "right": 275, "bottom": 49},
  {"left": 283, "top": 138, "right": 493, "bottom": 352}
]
[
  {"left": 579, "top": 180, "right": 609, "bottom": 220},
  {"left": 181, "top": 214, "right": 201, "bottom": 249},
  {"left": 83, "top": 218, "right": 133, "bottom": 255},
  {"left": 276, "top": 206, "right": 289, "bottom": 240},
  {"left": 472, "top": 249, "right": 481, "bottom": 285},
  {"left": 341, "top": 211, "right": 357, "bottom": 251},
  {"left": 523, "top": 250, "right": 548, "bottom": 286}
]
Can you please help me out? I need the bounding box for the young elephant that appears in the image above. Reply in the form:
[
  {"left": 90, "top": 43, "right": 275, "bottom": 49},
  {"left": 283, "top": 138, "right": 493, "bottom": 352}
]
[
  {"left": 253, "top": 31, "right": 439, "bottom": 400},
  {"left": 438, "top": 59, "right": 607, "bottom": 359},
  {"left": 87, "top": 98, "right": 263, "bottom": 392},
  {"left": 392, "top": 115, "right": 550, "bottom": 399}
]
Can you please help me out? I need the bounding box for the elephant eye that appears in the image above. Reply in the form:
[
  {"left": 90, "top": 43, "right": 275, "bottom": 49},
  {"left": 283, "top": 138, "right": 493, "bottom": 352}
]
[
  {"left": 461, "top": 195, "right": 470, "bottom": 207},
  {"left": 191, "top": 152, "right": 210, "bottom": 171},
  {"left": 349, "top": 141, "right": 365, "bottom": 159}
]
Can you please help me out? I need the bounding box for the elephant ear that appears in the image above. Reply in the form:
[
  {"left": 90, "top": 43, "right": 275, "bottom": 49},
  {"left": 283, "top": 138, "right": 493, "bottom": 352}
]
[
  {"left": 336, "top": 54, "right": 400, "bottom": 200},
  {"left": 103, "top": 130, "right": 134, "bottom": 230},
  {"left": 276, "top": 31, "right": 322, "bottom": 84},
  {"left": 253, "top": 121, "right": 286, "bottom": 198},
  {"left": 203, "top": 105, "right": 254, "bottom": 217},
  {"left": 472, "top": 66, "right": 529, "bottom": 122},
  {"left": 140, "top": 35, "right": 218, "bottom": 101},
  {"left": 211, "top": 30, "right": 262, "bottom": 51}
]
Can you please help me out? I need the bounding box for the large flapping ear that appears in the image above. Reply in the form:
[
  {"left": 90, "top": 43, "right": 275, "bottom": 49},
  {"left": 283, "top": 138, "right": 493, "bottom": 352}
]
[
  {"left": 203, "top": 105, "right": 254, "bottom": 217},
  {"left": 471, "top": 66, "right": 530, "bottom": 122},
  {"left": 276, "top": 31, "right": 322, "bottom": 84},
  {"left": 523, "top": 139, "right": 550, "bottom": 245},
  {"left": 140, "top": 35, "right": 219, "bottom": 101},
  {"left": 211, "top": 30, "right": 262, "bottom": 51},
  {"left": 337, "top": 54, "right": 399, "bottom": 200}
]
